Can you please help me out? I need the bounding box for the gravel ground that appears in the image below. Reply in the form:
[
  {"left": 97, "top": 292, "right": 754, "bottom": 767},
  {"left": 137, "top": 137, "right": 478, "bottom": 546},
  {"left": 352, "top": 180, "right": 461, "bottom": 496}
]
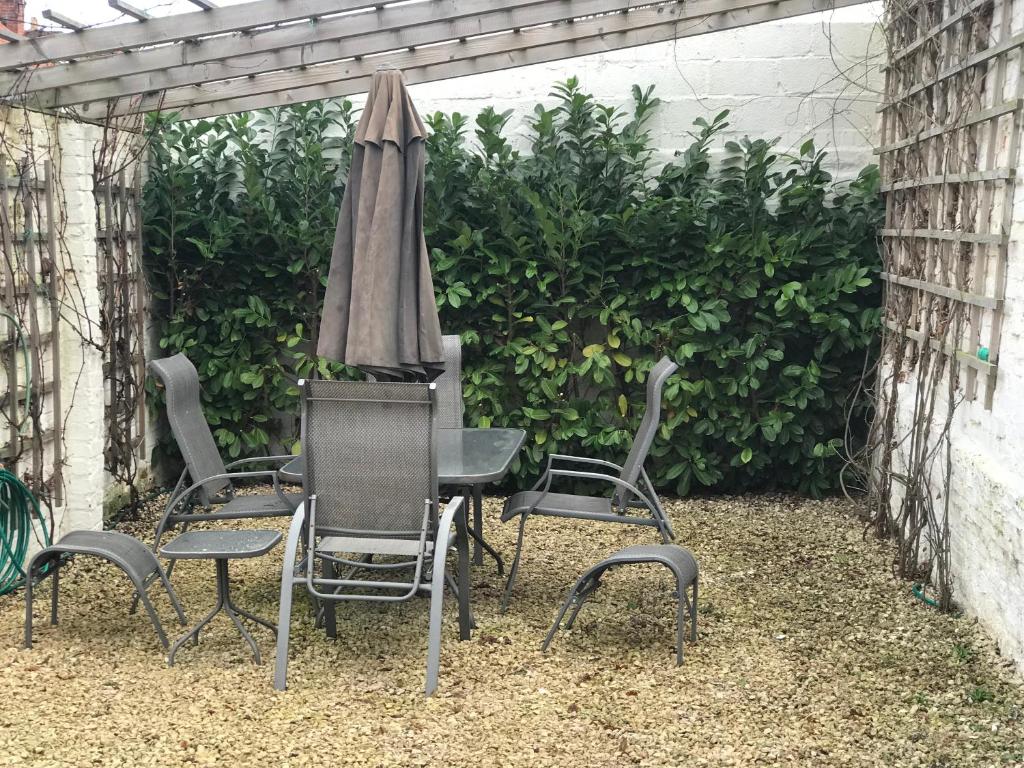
[{"left": 1, "top": 491, "right": 1022, "bottom": 767}]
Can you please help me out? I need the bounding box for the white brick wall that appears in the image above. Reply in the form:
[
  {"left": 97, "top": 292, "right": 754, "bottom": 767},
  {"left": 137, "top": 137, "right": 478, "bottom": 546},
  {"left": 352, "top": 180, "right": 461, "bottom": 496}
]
[{"left": 405, "top": 3, "right": 885, "bottom": 179}]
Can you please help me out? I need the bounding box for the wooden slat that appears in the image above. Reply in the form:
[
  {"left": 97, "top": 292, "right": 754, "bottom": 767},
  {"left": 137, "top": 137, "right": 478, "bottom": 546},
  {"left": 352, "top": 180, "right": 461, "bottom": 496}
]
[
  {"left": 45, "top": 0, "right": 653, "bottom": 108},
  {"left": 108, "top": 0, "right": 151, "bottom": 22},
  {"left": 0, "top": 163, "right": 20, "bottom": 459},
  {"left": 878, "top": 30, "right": 1024, "bottom": 111},
  {"left": 874, "top": 99, "right": 1020, "bottom": 154},
  {"left": 885, "top": 320, "right": 996, "bottom": 373},
  {"left": 0, "top": 0, "right": 389, "bottom": 69},
  {"left": 0, "top": 25, "right": 25, "bottom": 43},
  {"left": 173, "top": 0, "right": 864, "bottom": 120},
  {"left": 132, "top": 2, "right": 722, "bottom": 115},
  {"left": 41, "top": 10, "right": 87, "bottom": 32},
  {"left": 0, "top": 429, "right": 54, "bottom": 461},
  {"left": 886, "top": 0, "right": 991, "bottom": 65},
  {"left": 880, "top": 272, "right": 1000, "bottom": 309},
  {"left": 44, "top": 161, "right": 62, "bottom": 506},
  {"left": 880, "top": 168, "right": 1013, "bottom": 192},
  {"left": 879, "top": 228, "right": 1005, "bottom": 244}
]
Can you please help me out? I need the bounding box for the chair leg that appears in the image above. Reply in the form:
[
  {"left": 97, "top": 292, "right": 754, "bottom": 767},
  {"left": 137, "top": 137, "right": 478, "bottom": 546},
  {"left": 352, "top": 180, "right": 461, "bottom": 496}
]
[
  {"left": 454, "top": 500, "right": 472, "bottom": 640},
  {"left": 499, "top": 513, "right": 529, "bottom": 614},
  {"left": 564, "top": 576, "right": 602, "bottom": 630},
  {"left": 50, "top": 561, "right": 60, "bottom": 625},
  {"left": 157, "top": 566, "right": 188, "bottom": 626},
  {"left": 135, "top": 581, "right": 171, "bottom": 651},
  {"left": 542, "top": 579, "right": 586, "bottom": 653},
  {"left": 424, "top": 541, "right": 449, "bottom": 696},
  {"left": 675, "top": 581, "right": 685, "bottom": 666},
  {"left": 274, "top": 508, "right": 306, "bottom": 691},
  {"left": 690, "top": 578, "right": 698, "bottom": 643},
  {"left": 24, "top": 561, "right": 36, "bottom": 649},
  {"left": 323, "top": 558, "right": 337, "bottom": 639},
  {"left": 472, "top": 485, "right": 484, "bottom": 566}
]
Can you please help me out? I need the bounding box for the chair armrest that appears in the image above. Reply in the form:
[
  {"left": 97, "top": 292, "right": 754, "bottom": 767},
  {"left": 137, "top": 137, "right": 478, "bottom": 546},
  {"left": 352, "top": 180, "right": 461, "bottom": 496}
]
[
  {"left": 168, "top": 469, "right": 283, "bottom": 511},
  {"left": 548, "top": 469, "right": 656, "bottom": 511},
  {"left": 224, "top": 455, "right": 294, "bottom": 469},
  {"left": 548, "top": 454, "right": 625, "bottom": 472},
  {"left": 530, "top": 454, "right": 625, "bottom": 491},
  {"left": 437, "top": 495, "right": 464, "bottom": 547}
]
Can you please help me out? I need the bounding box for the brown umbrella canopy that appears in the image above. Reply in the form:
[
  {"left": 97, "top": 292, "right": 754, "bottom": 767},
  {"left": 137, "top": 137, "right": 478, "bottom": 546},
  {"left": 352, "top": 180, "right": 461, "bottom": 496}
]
[{"left": 317, "top": 67, "right": 444, "bottom": 382}]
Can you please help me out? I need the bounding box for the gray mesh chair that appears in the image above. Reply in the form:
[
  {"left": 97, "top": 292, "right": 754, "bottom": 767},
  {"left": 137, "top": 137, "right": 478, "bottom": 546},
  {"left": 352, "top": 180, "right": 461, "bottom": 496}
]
[
  {"left": 434, "top": 334, "right": 464, "bottom": 429},
  {"left": 274, "top": 379, "right": 469, "bottom": 696},
  {"left": 149, "top": 354, "right": 298, "bottom": 552},
  {"left": 434, "top": 334, "right": 501, "bottom": 569},
  {"left": 500, "top": 356, "right": 679, "bottom": 609}
]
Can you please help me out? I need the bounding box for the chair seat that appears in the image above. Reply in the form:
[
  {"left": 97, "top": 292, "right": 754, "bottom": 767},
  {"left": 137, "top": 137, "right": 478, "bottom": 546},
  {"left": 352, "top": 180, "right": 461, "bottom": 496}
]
[
  {"left": 36, "top": 530, "right": 161, "bottom": 582},
  {"left": 169, "top": 491, "right": 300, "bottom": 522},
  {"left": 319, "top": 530, "right": 457, "bottom": 558},
  {"left": 583, "top": 543, "right": 699, "bottom": 585},
  {"left": 501, "top": 491, "right": 612, "bottom": 523}
]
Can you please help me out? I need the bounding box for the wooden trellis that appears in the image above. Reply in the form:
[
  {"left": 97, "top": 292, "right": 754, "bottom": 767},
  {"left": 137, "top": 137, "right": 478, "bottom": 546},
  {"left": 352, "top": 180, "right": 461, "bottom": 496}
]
[
  {"left": 0, "top": 159, "right": 63, "bottom": 506},
  {"left": 877, "top": 0, "right": 1023, "bottom": 408},
  {"left": 95, "top": 169, "right": 147, "bottom": 481}
]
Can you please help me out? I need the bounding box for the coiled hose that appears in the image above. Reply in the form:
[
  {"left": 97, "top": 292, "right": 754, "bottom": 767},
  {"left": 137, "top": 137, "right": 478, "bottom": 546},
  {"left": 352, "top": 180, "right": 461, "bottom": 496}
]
[{"left": 0, "top": 467, "right": 52, "bottom": 595}]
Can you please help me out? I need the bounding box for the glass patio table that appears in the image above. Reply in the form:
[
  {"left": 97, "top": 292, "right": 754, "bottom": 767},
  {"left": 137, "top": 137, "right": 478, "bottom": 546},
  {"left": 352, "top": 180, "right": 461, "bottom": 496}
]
[{"left": 278, "top": 426, "right": 526, "bottom": 590}]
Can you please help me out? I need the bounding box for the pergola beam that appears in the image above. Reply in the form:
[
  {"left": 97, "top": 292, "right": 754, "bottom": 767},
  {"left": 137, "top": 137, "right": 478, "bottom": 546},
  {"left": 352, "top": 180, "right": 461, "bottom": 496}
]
[
  {"left": 172, "top": 0, "right": 864, "bottom": 121},
  {"left": 106, "top": 0, "right": 741, "bottom": 116},
  {"left": 0, "top": 0, "right": 391, "bottom": 69},
  {"left": 108, "top": 0, "right": 152, "bottom": 22},
  {"left": 41, "top": 10, "right": 87, "bottom": 32},
  {"left": 46, "top": 0, "right": 655, "bottom": 109}
]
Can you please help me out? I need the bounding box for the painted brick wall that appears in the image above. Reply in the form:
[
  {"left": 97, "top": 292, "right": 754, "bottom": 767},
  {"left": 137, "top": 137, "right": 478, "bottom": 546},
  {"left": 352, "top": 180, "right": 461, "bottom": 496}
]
[{"left": 406, "top": 3, "right": 885, "bottom": 180}]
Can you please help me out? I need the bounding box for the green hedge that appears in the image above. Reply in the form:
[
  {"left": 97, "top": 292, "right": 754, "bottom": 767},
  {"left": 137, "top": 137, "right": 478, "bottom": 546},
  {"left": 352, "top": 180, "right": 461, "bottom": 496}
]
[{"left": 143, "top": 79, "right": 882, "bottom": 495}]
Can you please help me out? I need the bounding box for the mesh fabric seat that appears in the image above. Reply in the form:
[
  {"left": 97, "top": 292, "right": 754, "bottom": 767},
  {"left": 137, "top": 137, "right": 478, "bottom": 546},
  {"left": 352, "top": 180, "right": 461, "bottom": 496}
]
[
  {"left": 149, "top": 354, "right": 297, "bottom": 551},
  {"left": 500, "top": 356, "right": 679, "bottom": 610},
  {"left": 24, "top": 530, "right": 186, "bottom": 652},
  {"left": 274, "top": 379, "right": 470, "bottom": 696},
  {"left": 542, "top": 543, "right": 698, "bottom": 666}
]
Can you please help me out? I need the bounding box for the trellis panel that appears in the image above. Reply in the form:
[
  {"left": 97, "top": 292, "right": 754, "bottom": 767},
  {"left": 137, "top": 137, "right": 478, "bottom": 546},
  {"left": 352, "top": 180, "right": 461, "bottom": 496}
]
[
  {"left": 878, "top": 0, "right": 1023, "bottom": 409},
  {"left": 0, "top": 159, "right": 64, "bottom": 506}
]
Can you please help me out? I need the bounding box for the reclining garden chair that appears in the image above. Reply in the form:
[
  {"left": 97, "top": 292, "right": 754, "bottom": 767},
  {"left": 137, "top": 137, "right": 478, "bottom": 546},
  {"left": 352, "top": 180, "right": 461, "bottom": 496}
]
[
  {"left": 500, "top": 356, "right": 679, "bottom": 609},
  {"left": 274, "top": 379, "right": 469, "bottom": 696},
  {"left": 149, "top": 354, "right": 298, "bottom": 553}
]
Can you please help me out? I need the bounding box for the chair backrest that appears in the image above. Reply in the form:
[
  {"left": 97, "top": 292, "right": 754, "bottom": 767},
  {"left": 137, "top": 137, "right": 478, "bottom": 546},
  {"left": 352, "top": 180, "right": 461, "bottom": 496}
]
[
  {"left": 149, "top": 353, "right": 230, "bottom": 504},
  {"left": 301, "top": 379, "right": 438, "bottom": 539},
  {"left": 433, "top": 334, "right": 464, "bottom": 428},
  {"left": 614, "top": 356, "right": 679, "bottom": 507}
]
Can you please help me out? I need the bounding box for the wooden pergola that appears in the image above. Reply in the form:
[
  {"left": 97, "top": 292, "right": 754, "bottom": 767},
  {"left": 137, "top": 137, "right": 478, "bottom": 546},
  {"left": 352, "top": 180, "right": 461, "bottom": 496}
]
[{"left": 0, "top": 0, "right": 867, "bottom": 122}]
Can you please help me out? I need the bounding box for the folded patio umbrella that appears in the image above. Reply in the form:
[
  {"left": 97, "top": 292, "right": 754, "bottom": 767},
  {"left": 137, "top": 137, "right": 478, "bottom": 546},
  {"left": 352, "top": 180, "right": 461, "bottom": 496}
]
[{"left": 317, "top": 67, "right": 444, "bottom": 382}]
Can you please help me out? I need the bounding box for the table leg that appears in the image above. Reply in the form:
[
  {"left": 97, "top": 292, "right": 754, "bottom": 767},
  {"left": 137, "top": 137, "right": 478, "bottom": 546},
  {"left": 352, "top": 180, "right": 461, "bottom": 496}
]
[
  {"left": 167, "top": 565, "right": 226, "bottom": 666},
  {"left": 454, "top": 496, "right": 472, "bottom": 641},
  {"left": 168, "top": 559, "right": 276, "bottom": 667},
  {"left": 472, "top": 485, "right": 484, "bottom": 566}
]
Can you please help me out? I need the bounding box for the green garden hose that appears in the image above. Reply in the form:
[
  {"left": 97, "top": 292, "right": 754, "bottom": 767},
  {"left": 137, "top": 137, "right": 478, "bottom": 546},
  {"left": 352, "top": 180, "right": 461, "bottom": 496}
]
[{"left": 0, "top": 467, "right": 52, "bottom": 595}]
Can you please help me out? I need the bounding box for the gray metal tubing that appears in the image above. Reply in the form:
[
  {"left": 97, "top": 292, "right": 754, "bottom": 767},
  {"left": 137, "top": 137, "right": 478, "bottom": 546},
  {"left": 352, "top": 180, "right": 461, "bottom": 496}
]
[
  {"left": 224, "top": 455, "right": 294, "bottom": 469},
  {"left": 275, "top": 506, "right": 307, "bottom": 690},
  {"left": 304, "top": 497, "right": 430, "bottom": 603},
  {"left": 548, "top": 469, "right": 671, "bottom": 542},
  {"left": 24, "top": 547, "right": 185, "bottom": 651}
]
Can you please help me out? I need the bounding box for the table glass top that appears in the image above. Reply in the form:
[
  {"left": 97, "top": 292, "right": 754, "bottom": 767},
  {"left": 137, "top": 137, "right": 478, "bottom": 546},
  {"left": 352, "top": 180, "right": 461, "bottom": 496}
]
[{"left": 279, "top": 427, "right": 526, "bottom": 486}]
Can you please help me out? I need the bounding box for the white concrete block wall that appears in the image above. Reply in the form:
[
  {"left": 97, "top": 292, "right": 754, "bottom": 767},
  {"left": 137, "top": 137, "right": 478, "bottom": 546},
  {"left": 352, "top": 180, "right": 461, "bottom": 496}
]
[{"left": 404, "top": 3, "right": 885, "bottom": 180}]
